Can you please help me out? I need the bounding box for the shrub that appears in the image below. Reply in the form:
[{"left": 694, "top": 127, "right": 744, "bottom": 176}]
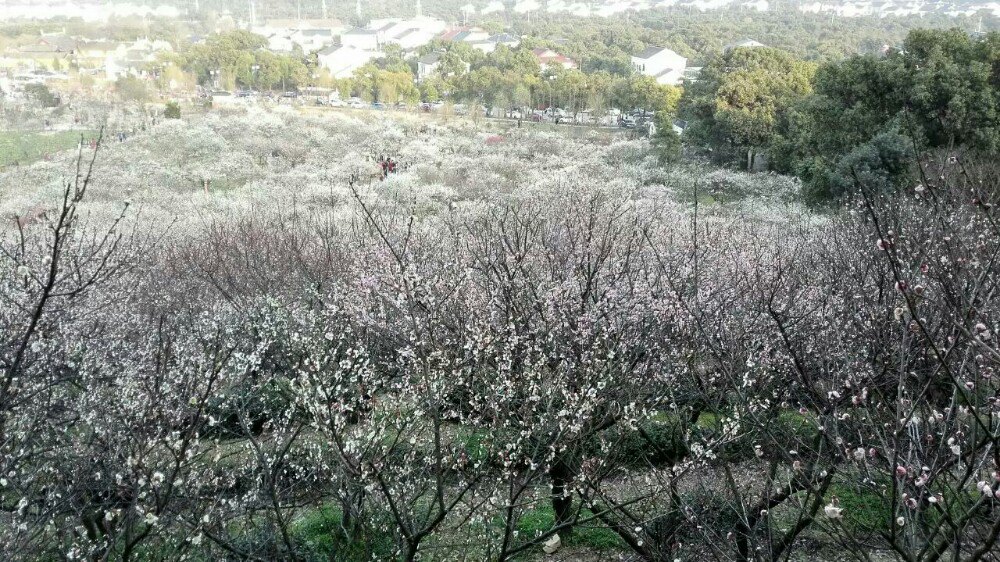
[
  {"left": 807, "top": 130, "right": 912, "bottom": 202},
  {"left": 603, "top": 414, "right": 688, "bottom": 467},
  {"left": 164, "top": 101, "right": 182, "bottom": 119},
  {"left": 203, "top": 377, "right": 298, "bottom": 437},
  {"left": 24, "top": 83, "right": 60, "bottom": 108}
]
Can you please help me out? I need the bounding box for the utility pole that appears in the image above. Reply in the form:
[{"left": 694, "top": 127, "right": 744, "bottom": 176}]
[
  {"left": 322, "top": 0, "right": 328, "bottom": 19},
  {"left": 416, "top": 0, "right": 422, "bottom": 18},
  {"left": 356, "top": 0, "right": 362, "bottom": 23}
]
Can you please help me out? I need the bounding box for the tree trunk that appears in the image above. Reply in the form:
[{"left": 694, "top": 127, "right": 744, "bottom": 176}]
[{"left": 550, "top": 456, "right": 574, "bottom": 531}]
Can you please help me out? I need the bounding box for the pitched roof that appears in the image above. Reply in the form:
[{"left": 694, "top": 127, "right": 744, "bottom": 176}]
[
  {"left": 23, "top": 35, "right": 77, "bottom": 53},
  {"left": 634, "top": 46, "right": 668, "bottom": 59},
  {"left": 79, "top": 40, "right": 121, "bottom": 52},
  {"left": 393, "top": 28, "right": 420, "bottom": 40},
  {"left": 343, "top": 28, "right": 377, "bottom": 36},
  {"left": 439, "top": 27, "right": 485, "bottom": 41},
  {"left": 40, "top": 35, "right": 78, "bottom": 51},
  {"left": 418, "top": 51, "right": 443, "bottom": 65},
  {"left": 489, "top": 33, "right": 519, "bottom": 43},
  {"left": 266, "top": 18, "right": 343, "bottom": 29},
  {"left": 19, "top": 44, "right": 61, "bottom": 54},
  {"left": 296, "top": 29, "right": 334, "bottom": 36},
  {"left": 532, "top": 48, "right": 574, "bottom": 66},
  {"left": 724, "top": 38, "right": 765, "bottom": 51}
]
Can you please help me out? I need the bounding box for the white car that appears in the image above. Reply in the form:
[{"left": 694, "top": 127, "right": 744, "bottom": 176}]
[{"left": 348, "top": 98, "right": 366, "bottom": 109}]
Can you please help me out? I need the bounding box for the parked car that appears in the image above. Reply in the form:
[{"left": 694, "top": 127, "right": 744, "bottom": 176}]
[
  {"left": 371, "top": 101, "right": 387, "bottom": 110},
  {"left": 282, "top": 91, "right": 298, "bottom": 98},
  {"left": 347, "top": 98, "right": 366, "bottom": 109},
  {"left": 328, "top": 98, "right": 345, "bottom": 107}
]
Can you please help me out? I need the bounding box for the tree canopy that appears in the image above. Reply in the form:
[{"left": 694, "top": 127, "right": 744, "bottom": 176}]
[
  {"left": 773, "top": 28, "right": 1000, "bottom": 201},
  {"left": 683, "top": 46, "right": 816, "bottom": 169}
]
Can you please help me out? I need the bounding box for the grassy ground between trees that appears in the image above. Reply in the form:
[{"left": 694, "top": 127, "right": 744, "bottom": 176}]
[{"left": 0, "top": 129, "right": 96, "bottom": 169}]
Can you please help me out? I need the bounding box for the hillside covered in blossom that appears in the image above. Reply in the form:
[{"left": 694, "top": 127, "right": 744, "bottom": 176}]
[{"left": 2, "top": 105, "right": 1000, "bottom": 561}]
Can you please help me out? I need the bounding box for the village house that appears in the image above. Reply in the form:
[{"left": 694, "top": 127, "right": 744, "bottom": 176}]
[
  {"left": 76, "top": 40, "right": 121, "bottom": 60},
  {"left": 439, "top": 26, "right": 491, "bottom": 43},
  {"left": 631, "top": 46, "right": 687, "bottom": 86},
  {"left": 2, "top": 34, "right": 77, "bottom": 69},
  {"left": 266, "top": 33, "right": 296, "bottom": 52},
  {"left": 340, "top": 28, "right": 380, "bottom": 51},
  {"left": 289, "top": 28, "right": 336, "bottom": 52},
  {"left": 469, "top": 32, "right": 520, "bottom": 54},
  {"left": 532, "top": 48, "right": 577, "bottom": 70},
  {"left": 104, "top": 38, "right": 174, "bottom": 80},
  {"left": 20, "top": 33, "right": 78, "bottom": 55},
  {"left": 370, "top": 17, "right": 447, "bottom": 50},
  {"left": 318, "top": 44, "right": 382, "bottom": 79},
  {"left": 723, "top": 38, "right": 766, "bottom": 52},
  {"left": 416, "top": 51, "right": 443, "bottom": 82},
  {"left": 253, "top": 19, "right": 344, "bottom": 54}
]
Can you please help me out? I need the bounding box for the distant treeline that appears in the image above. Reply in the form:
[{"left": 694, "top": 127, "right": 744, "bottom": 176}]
[{"left": 678, "top": 28, "right": 1000, "bottom": 203}]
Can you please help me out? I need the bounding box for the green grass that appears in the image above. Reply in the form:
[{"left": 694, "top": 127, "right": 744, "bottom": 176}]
[
  {"left": 291, "top": 505, "right": 397, "bottom": 561},
  {"left": 518, "top": 505, "right": 626, "bottom": 550},
  {"left": 0, "top": 130, "right": 95, "bottom": 168},
  {"left": 828, "top": 484, "right": 890, "bottom": 532},
  {"left": 457, "top": 428, "right": 493, "bottom": 465}
]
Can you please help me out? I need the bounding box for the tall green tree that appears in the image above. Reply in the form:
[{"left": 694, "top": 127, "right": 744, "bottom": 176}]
[
  {"left": 777, "top": 29, "right": 1000, "bottom": 201},
  {"left": 683, "top": 46, "right": 816, "bottom": 170}
]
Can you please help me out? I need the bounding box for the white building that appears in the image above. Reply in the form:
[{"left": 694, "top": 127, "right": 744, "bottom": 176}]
[
  {"left": 104, "top": 37, "right": 175, "bottom": 80},
  {"left": 266, "top": 33, "right": 296, "bottom": 52},
  {"left": 532, "top": 48, "right": 577, "bottom": 71},
  {"left": 439, "top": 26, "right": 491, "bottom": 43},
  {"left": 631, "top": 46, "right": 687, "bottom": 86},
  {"left": 370, "top": 17, "right": 447, "bottom": 50},
  {"left": 254, "top": 19, "right": 344, "bottom": 53},
  {"left": 341, "top": 29, "right": 380, "bottom": 50},
  {"left": 469, "top": 33, "right": 520, "bottom": 54},
  {"left": 289, "top": 28, "right": 336, "bottom": 52},
  {"left": 417, "top": 51, "right": 443, "bottom": 82},
  {"left": 724, "top": 38, "right": 766, "bottom": 52},
  {"left": 318, "top": 45, "right": 382, "bottom": 79}
]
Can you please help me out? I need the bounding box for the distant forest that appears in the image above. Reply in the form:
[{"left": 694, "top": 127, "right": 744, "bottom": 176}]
[{"left": 34, "top": 0, "right": 996, "bottom": 64}]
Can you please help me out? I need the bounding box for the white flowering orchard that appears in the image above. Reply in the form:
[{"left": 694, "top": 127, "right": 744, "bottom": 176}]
[{"left": 0, "top": 109, "right": 997, "bottom": 561}]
